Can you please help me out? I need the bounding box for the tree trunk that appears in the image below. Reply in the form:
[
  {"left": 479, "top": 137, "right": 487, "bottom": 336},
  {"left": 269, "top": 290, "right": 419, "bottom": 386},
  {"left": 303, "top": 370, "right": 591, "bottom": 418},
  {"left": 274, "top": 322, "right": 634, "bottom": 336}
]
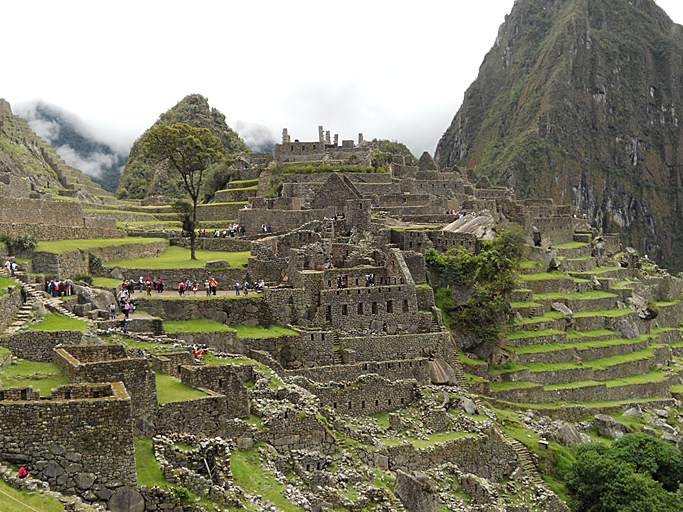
[{"left": 191, "top": 201, "right": 198, "bottom": 260}]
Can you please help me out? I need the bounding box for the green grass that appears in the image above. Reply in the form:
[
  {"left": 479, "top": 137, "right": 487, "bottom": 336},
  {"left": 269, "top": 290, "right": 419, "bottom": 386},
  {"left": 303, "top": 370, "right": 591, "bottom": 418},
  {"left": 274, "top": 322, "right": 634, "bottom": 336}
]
[
  {"left": 519, "top": 260, "right": 544, "bottom": 269},
  {"left": 459, "top": 349, "right": 487, "bottom": 365},
  {"left": 0, "top": 477, "right": 65, "bottom": 511},
  {"left": 381, "top": 431, "right": 477, "bottom": 447},
  {"left": 0, "top": 276, "right": 17, "bottom": 296},
  {"left": 510, "top": 335, "right": 645, "bottom": 355},
  {"left": 523, "top": 347, "right": 655, "bottom": 372},
  {"left": 572, "top": 308, "right": 633, "bottom": 318},
  {"left": 505, "top": 329, "right": 564, "bottom": 340},
  {"left": 217, "top": 184, "right": 258, "bottom": 192},
  {"left": 163, "top": 319, "right": 237, "bottom": 333},
  {"left": 134, "top": 437, "right": 169, "bottom": 487},
  {"left": 514, "top": 311, "right": 566, "bottom": 325},
  {"left": 566, "top": 329, "right": 616, "bottom": 339},
  {"left": 231, "top": 443, "right": 299, "bottom": 512},
  {"left": 0, "top": 360, "right": 70, "bottom": 396},
  {"left": 510, "top": 301, "right": 542, "bottom": 308},
  {"left": 35, "top": 238, "right": 166, "bottom": 254},
  {"left": 533, "top": 291, "right": 618, "bottom": 300},
  {"left": 229, "top": 324, "right": 299, "bottom": 338},
  {"left": 154, "top": 372, "right": 209, "bottom": 403},
  {"left": 108, "top": 246, "right": 250, "bottom": 269},
  {"left": 28, "top": 313, "right": 88, "bottom": 332},
  {"left": 489, "top": 381, "right": 539, "bottom": 391},
  {"left": 519, "top": 271, "right": 569, "bottom": 281},
  {"left": 92, "top": 276, "right": 121, "bottom": 287},
  {"left": 554, "top": 241, "right": 588, "bottom": 249},
  {"left": 227, "top": 178, "right": 260, "bottom": 185}
]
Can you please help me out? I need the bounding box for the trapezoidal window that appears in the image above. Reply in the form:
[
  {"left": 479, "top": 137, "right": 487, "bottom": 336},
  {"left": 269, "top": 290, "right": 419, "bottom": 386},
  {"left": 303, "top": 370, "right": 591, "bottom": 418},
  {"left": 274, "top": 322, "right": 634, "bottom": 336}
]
[
  {"left": 387, "top": 300, "right": 393, "bottom": 313},
  {"left": 342, "top": 304, "right": 348, "bottom": 315}
]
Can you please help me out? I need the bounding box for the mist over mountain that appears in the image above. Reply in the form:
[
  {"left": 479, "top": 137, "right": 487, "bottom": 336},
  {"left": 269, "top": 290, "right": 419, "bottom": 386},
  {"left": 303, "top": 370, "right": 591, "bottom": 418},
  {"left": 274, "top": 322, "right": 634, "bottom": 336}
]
[
  {"left": 14, "top": 101, "right": 128, "bottom": 193},
  {"left": 436, "top": 0, "right": 683, "bottom": 271}
]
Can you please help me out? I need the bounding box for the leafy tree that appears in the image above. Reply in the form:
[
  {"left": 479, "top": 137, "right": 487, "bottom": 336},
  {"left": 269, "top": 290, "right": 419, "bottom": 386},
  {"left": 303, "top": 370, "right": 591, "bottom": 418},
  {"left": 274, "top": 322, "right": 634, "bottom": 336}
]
[
  {"left": 566, "top": 435, "right": 683, "bottom": 512},
  {"left": 141, "top": 123, "right": 223, "bottom": 259}
]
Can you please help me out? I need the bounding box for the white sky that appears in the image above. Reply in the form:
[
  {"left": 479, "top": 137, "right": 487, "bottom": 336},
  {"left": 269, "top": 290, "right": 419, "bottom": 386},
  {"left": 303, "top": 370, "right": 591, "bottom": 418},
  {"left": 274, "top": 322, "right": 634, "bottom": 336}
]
[{"left": 4, "top": 0, "right": 683, "bottom": 157}]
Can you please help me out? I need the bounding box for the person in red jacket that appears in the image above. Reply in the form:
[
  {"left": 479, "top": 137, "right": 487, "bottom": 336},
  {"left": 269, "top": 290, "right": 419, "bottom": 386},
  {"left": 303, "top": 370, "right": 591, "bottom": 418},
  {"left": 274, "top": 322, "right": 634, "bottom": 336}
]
[{"left": 18, "top": 466, "right": 29, "bottom": 479}]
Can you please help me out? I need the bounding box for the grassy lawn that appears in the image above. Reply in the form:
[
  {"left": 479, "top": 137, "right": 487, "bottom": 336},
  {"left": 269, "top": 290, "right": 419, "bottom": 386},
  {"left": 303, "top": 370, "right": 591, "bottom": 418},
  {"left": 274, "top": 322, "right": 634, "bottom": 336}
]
[
  {"left": 35, "top": 238, "right": 166, "bottom": 254},
  {"left": 0, "top": 276, "right": 17, "bottom": 296},
  {"left": 524, "top": 348, "right": 655, "bottom": 372},
  {"left": 510, "top": 301, "right": 542, "bottom": 308},
  {"left": 533, "top": 291, "right": 618, "bottom": 300},
  {"left": 489, "top": 381, "right": 539, "bottom": 391},
  {"left": 134, "top": 437, "right": 168, "bottom": 487},
  {"left": 511, "top": 336, "right": 645, "bottom": 355},
  {"left": 231, "top": 443, "right": 299, "bottom": 512},
  {"left": 505, "top": 329, "right": 564, "bottom": 340},
  {"left": 92, "top": 276, "right": 121, "bottom": 287},
  {"left": 0, "top": 477, "right": 65, "bottom": 511},
  {"left": 229, "top": 324, "right": 299, "bottom": 338},
  {"left": 572, "top": 308, "right": 633, "bottom": 318},
  {"left": 0, "top": 360, "right": 70, "bottom": 396},
  {"left": 519, "top": 260, "right": 544, "bottom": 269},
  {"left": 108, "top": 246, "right": 250, "bottom": 269},
  {"left": 154, "top": 372, "right": 209, "bottom": 403},
  {"left": 381, "top": 431, "right": 477, "bottom": 447},
  {"left": 554, "top": 241, "right": 588, "bottom": 249},
  {"left": 28, "top": 313, "right": 88, "bottom": 332},
  {"left": 163, "top": 319, "right": 236, "bottom": 333},
  {"left": 519, "top": 271, "right": 569, "bottom": 281}
]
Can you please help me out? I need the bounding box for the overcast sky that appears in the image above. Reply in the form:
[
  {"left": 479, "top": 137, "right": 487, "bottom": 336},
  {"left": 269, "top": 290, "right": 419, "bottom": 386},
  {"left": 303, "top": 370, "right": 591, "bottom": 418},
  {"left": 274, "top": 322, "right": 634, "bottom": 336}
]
[{"left": 4, "top": 0, "right": 683, "bottom": 159}]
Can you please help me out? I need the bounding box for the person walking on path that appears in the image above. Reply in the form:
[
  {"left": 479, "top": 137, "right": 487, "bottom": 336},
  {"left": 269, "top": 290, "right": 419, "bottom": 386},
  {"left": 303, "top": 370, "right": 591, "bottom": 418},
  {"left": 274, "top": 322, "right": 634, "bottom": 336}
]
[{"left": 234, "top": 281, "right": 240, "bottom": 295}]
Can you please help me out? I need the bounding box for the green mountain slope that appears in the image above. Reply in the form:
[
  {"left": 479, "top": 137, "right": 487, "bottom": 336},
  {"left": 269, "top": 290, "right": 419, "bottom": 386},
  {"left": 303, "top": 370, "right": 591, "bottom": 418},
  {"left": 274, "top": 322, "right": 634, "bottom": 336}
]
[
  {"left": 436, "top": 0, "right": 683, "bottom": 270},
  {"left": 116, "top": 94, "right": 250, "bottom": 199}
]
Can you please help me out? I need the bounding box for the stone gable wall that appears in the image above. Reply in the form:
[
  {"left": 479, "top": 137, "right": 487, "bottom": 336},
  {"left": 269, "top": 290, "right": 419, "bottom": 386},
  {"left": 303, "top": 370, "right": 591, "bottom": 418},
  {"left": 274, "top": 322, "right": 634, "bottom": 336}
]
[
  {"left": 179, "top": 365, "right": 250, "bottom": 419},
  {"left": 0, "top": 382, "right": 135, "bottom": 500},
  {"left": 0, "top": 330, "right": 83, "bottom": 362},
  {"left": 155, "top": 395, "right": 231, "bottom": 438}
]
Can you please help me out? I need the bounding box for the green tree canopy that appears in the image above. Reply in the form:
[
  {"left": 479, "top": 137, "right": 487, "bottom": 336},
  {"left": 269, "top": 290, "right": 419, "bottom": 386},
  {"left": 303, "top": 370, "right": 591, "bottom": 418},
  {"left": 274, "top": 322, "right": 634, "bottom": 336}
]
[{"left": 142, "top": 123, "right": 223, "bottom": 259}]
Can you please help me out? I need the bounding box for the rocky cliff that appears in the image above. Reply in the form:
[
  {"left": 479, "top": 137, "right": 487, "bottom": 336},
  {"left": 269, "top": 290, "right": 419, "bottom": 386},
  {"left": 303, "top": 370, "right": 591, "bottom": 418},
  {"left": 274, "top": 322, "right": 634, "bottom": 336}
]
[
  {"left": 436, "top": 0, "right": 683, "bottom": 270},
  {"left": 0, "top": 99, "right": 112, "bottom": 202},
  {"left": 116, "top": 94, "right": 250, "bottom": 200}
]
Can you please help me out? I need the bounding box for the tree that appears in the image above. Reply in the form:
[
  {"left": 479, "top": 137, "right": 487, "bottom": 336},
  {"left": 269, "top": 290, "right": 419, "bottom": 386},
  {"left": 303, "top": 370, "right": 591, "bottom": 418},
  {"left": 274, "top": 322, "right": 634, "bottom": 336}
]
[{"left": 141, "top": 123, "right": 224, "bottom": 259}]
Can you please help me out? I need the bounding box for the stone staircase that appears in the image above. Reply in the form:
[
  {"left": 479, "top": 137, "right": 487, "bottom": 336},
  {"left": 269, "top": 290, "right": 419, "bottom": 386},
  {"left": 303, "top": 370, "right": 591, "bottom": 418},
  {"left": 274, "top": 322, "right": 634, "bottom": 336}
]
[{"left": 0, "top": 267, "right": 88, "bottom": 334}]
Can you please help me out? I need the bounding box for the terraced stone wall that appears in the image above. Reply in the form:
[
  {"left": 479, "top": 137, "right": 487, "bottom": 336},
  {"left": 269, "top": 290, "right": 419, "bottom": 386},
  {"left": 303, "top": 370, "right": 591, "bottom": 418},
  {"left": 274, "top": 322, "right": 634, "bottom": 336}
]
[
  {"left": 179, "top": 364, "right": 249, "bottom": 419},
  {"left": 0, "top": 287, "right": 21, "bottom": 333},
  {"left": 135, "top": 295, "right": 269, "bottom": 324},
  {"left": 54, "top": 345, "right": 158, "bottom": 434},
  {"left": 170, "top": 237, "right": 252, "bottom": 252},
  {"left": 337, "top": 331, "right": 454, "bottom": 365},
  {"left": 286, "top": 357, "right": 432, "bottom": 384},
  {"left": 155, "top": 395, "right": 232, "bottom": 438},
  {"left": 0, "top": 382, "right": 135, "bottom": 500},
  {"left": 197, "top": 202, "right": 248, "bottom": 222},
  {"left": 101, "top": 266, "right": 247, "bottom": 291},
  {"left": 298, "top": 375, "right": 416, "bottom": 416},
  {"left": 238, "top": 207, "right": 336, "bottom": 235},
  {"left": 0, "top": 330, "right": 82, "bottom": 362}
]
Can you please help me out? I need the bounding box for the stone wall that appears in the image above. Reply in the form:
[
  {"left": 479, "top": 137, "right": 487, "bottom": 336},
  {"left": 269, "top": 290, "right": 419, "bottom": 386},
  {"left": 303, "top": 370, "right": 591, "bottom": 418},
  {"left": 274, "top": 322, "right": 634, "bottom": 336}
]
[
  {"left": 135, "top": 295, "right": 268, "bottom": 323},
  {"left": 0, "top": 381, "right": 135, "bottom": 500},
  {"left": 337, "top": 331, "right": 455, "bottom": 365},
  {"left": 0, "top": 330, "right": 83, "bottom": 362},
  {"left": 155, "top": 395, "right": 232, "bottom": 438},
  {"left": 238, "top": 207, "right": 336, "bottom": 235},
  {"left": 179, "top": 364, "right": 250, "bottom": 419},
  {"left": 283, "top": 357, "right": 432, "bottom": 384},
  {"left": 31, "top": 239, "right": 168, "bottom": 277},
  {"left": 197, "top": 202, "right": 248, "bottom": 222},
  {"left": 170, "top": 236, "right": 252, "bottom": 252},
  {"left": 297, "top": 375, "right": 417, "bottom": 416},
  {"left": 53, "top": 344, "right": 157, "bottom": 434},
  {"left": 0, "top": 287, "right": 21, "bottom": 333},
  {"left": 100, "top": 266, "right": 248, "bottom": 291}
]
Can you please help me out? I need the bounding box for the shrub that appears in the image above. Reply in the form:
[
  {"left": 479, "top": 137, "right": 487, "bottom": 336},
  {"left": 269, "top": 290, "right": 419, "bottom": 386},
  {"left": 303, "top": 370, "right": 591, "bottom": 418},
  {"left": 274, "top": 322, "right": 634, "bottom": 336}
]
[
  {"left": 172, "top": 486, "right": 191, "bottom": 503},
  {"left": 72, "top": 273, "right": 93, "bottom": 285},
  {"left": 0, "top": 233, "right": 37, "bottom": 254}
]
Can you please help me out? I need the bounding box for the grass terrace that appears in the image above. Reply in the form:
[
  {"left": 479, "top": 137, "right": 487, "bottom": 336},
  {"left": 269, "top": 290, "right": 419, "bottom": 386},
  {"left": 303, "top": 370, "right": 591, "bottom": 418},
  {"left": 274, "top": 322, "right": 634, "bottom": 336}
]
[
  {"left": 35, "top": 238, "right": 166, "bottom": 253},
  {"left": 533, "top": 291, "right": 618, "bottom": 300},
  {"left": 28, "top": 313, "right": 88, "bottom": 332},
  {"left": 572, "top": 308, "right": 633, "bottom": 318},
  {"left": 510, "top": 335, "right": 647, "bottom": 355},
  {"left": 163, "top": 319, "right": 236, "bottom": 333},
  {"left": 0, "top": 478, "right": 65, "bottom": 512},
  {"left": 381, "top": 431, "right": 477, "bottom": 447},
  {"left": 108, "top": 246, "right": 250, "bottom": 269},
  {"left": 0, "top": 276, "right": 17, "bottom": 296},
  {"left": 154, "top": 372, "right": 209, "bottom": 403},
  {"left": 92, "top": 276, "right": 122, "bottom": 287},
  {"left": 0, "top": 359, "right": 70, "bottom": 396},
  {"left": 553, "top": 241, "right": 589, "bottom": 249},
  {"left": 519, "top": 271, "right": 568, "bottom": 281}
]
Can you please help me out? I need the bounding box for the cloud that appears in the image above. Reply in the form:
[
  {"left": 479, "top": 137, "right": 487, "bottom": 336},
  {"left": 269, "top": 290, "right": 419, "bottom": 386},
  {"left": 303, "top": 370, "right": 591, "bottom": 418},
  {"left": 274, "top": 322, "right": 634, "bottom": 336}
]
[
  {"left": 233, "top": 121, "right": 277, "bottom": 153},
  {"left": 55, "top": 145, "right": 121, "bottom": 178}
]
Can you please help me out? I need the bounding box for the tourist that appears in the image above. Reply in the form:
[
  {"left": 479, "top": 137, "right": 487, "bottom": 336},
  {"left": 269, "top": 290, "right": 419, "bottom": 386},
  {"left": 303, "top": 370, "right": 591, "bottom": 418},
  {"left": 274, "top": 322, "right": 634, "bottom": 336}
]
[
  {"left": 10, "top": 260, "right": 17, "bottom": 277},
  {"left": 123, "top": 301, "right": 131, "bottom": 319},
  {"left": 234, "top": 281, "right": 240, "bottom": 295},
  {"left": 146, "top": 282, "right": 152, "bottom": 296},
  {"left": 138, "top": 276, "right": 144, "bottom": 292},
  {"left": 18, "top": 466, "right": 29, "bottom": 479},
  {"left": 243, "top": 280, "right": 249, "bottom": 295},
  {"left": 109, "top": 303, "right": 116, "bottom": 320},
  {"left": 65, "top": 276, "right": 73, "bottom": 296},
  {"left": 178, "top": 281, "right": 185, "bottom": 296},
  {"left": 158, "top": 278, "right": 164, "bottom": 293},
  {"left": 205, "top": 279, "right": 211, "bottom": 296},
  {"left": 210, "top": 278, "right": 217, "bottom": 296},
  {"left": 4, "top": 259, "right": 11, "bottom": 276},
  {"left": 192, "top": 280, "right": 198, "bottom": 295},
  {"left": 20, "top": 285, "right": 27, "bottom": 304}
]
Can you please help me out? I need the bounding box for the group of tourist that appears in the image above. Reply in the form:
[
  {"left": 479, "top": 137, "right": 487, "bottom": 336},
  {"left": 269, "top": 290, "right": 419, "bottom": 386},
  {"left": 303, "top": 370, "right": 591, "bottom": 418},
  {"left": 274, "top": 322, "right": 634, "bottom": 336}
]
[
  {"left": 261, "top": 224, "right": 273, "bottom": 233},
  {"left": 336, "top": 275, "right": 348, "bottom": 289},
  {"left": 322, "top": 213, "right": 345, "bottom": 221},
  {"left": 192, "top": 343, "right": 209, "bottom": 361},
  {"left": 365, "top": 273, "right": 376, "bottom": 287},
  {"left": 445, "top": 209, "right": 476, "bottom": 221},
  {"left": 46, "top": 278, "right": 74, "bottom": 297},
  {"left": 234, "top": 279, "right": 265, "bottom": 295},
  {"left": 3, "top": 259, "right": 18, "bottom": 276}
]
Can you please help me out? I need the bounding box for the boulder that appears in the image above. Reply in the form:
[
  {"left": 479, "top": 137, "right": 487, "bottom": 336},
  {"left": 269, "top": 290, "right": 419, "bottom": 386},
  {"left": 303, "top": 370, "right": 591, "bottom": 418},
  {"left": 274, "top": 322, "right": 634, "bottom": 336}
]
[
  {"left": 613, "top": 318, "right": 639, "bottom": 339},
  {"left": 206, "top": 260, "right": 230, "bottom": 268},
  {"left": 594, "top": 414, "right": 631, "bottom": 440},
  {"left": 460, "top": 397, "right": 477, "bottom": 415},
  {"left": 427, "top": 358, "right": 458, "bottom": 385},
  {"left": 109, "top": 268, "right": 124, "bottom": 280},
  {"left": 32, "top": 301, "right": 47, "bottom": 316},
  {"left": 623, "top": 407, "right": 643, "bottom": 419},
  {"left": 108, "top": 487, "right": 145, "bottom": 512},
  {"left": 551, "top": 302, "right": 573, "bottom": 317},
  {"left": 74, "top": 285, "right": 116, "bottom": 312},
  {"left": 552, "top": 423, "right": 591, "bottom": 446},
  {"left": 394, "top": 470, "right": 439, "bottom": 512}
]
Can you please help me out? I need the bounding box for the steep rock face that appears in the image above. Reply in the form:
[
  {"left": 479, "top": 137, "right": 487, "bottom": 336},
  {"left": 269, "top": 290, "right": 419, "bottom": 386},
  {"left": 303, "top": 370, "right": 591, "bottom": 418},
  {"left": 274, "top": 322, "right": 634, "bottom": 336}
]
[
  {"left": 436, "top": 0, "right": 683, "bottom": 270},
  {"left": 0, "top": 99, "right": 110, "bottom": 202},
  {"left": 116, "top": 94, "right": 250, "bottom": 199}
]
